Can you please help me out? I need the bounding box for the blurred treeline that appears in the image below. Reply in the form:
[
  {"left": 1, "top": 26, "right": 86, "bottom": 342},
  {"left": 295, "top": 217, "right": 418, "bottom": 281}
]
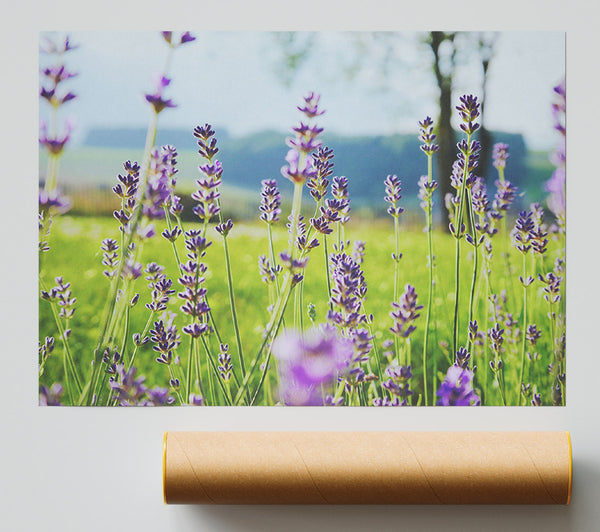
[{"left": 39, "top": 125, "right": 553, "bottom": 224}]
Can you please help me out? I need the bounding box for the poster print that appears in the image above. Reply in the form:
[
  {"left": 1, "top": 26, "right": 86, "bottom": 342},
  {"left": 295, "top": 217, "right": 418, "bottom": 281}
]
[{"left": 38, "top": 31, "right": 565, "bottom": 406}]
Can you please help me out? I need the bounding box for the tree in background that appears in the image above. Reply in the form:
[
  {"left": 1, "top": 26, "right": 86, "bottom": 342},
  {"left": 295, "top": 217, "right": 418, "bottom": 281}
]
[{"left": 271, "top": 31, "right": 497, "bottom": 228}]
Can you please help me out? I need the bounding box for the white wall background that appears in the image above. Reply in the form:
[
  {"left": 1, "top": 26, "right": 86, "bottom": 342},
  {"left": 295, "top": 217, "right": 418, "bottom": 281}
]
[{"left": 2, "top": 1, "right": 599, "bottom": 531}]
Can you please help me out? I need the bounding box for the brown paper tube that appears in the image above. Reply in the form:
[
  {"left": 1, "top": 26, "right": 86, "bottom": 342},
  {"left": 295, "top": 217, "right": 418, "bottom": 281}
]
[{"left": 163, "top": 431, "right": 572, "bottom": 505}]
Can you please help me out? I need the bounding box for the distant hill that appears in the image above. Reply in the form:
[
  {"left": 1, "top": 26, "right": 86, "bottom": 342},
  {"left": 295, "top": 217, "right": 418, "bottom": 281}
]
[{"left": 82, "top": 127, "right": 531, "bottom": 210}]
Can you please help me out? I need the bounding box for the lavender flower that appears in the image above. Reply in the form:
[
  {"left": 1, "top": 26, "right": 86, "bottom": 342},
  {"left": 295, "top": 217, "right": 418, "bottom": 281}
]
[
  {"left": 328, "top": 251, "right": 368, "bottom": 330},
  {"left": 455, "top": 94, "right": 481, "bottom": 135},
  {"left": 113, "top": 160, "right": 141, "bottom": 233},
  {"left": 100, "top": 238, "right": 119, "bottom": 279},
  {"left": 161, "top": 31, "right": 196, "bottom": 47},
  {"left": 491, "top": 180, "right": 518, "bottom": 220},
  {"left": 538, "top": 272, "right": 562, "bottom": 304},
  {"left": 546, "top": 79, "right": 566, "bottom": 223},
  {"left": 40, "top": 35, "right": 79, "bottom": 54},
  {"left": 38, "top": 337, "right": 55, "bottom": 375},
  {"left": 218, "top": 344, "right": 233, "bottom": 382},
  {"left": 331, "top": 176, "right": 351, "bottom": 224},
  {"left": 308, "top": 146, "right": 334, "bottom": 202},
  {"left": 382, "top": 363, "right": 413, "bottom": 405},
  {"left": 192, "top": 127, "right": 222, "bottom": 222},
  {"left": 39, "top": 120, "right": 74, "bottom": 156},
  {"left": 39, "top": 383, "right": 64, "bottom": 406},
  {"left": 144, "top": 145, "right": 178, "bottom": 219},
  {"left": 272, "top": 327, "right": 353, "bottom": 406},
  {"left": 352, "top": 240, "right": 366, "bottom": 265},
  {"left": 512, "top": 210, "right": 534, "bottom": 254},
  {"left": 389, "top": 285, "right": 423, "bottom": 339},
  {"left": 281, "top": 93, "right": 324, "bottom": 184},
  {"left": 162, "top": 226, "right": 182, "bottom": 242},
  {"left": 178, "top": 256, "right": 210, "bottom": 322},
  {"left": 110, "top": 365, "right": 147, "bottom": 405},
  {"left": 189, "top": 394, "right": 204, "bottom": 406},
  {"left": 526, "top": 324, "right": 542, "bottom": 345},
  {"left": 296, "top": 91, "right": 325, "bottom": 119},
  {"left": 259, "top": 179, "right": 282, "bottom": 223},
  {"left": 40, "top": 276, "right": 76, "bottom": 319},
  {"left": 418, "top": 116, "right": 439, "bottom": 155},
  {"left": 492, "top": 143, "right": 510, "bottom": 170},
  {"left": 455, "top": 347, "right": 471, "bottom": 370},
  {"left": 418, "top": 175, "right": 438, "bottom": 213},
  {"left": 145, "top": 75, "right": 176, "bottom": 114},
  {"left": 384, "top": 174, "right": 404, "bottom": 218},
  {"left": 151, "top": 319, "right": 177, "bottom": 365},
  {"left": 279, "top": 250, "right": 309, "bottom": 272},
  {"left": 215, "top": 219, "right": 234, "bottom": 237},
  {"left": 258, "top": 255, "right": 279, "bottom": 284},
  {"left": 145, "top": 270, "right": 175, "bottom": 312},
  {"left": 436, "top": 365, "right": 480, "bottom": 406}
]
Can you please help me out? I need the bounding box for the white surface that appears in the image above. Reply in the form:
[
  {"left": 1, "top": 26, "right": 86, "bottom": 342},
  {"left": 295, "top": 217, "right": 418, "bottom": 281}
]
[{"left": 2, "top": 1, "right": 599, "bottom": 531}]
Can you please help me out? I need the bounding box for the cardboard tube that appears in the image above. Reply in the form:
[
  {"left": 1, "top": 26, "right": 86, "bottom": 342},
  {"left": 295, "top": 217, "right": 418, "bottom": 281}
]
[{"left": 163, "top": 431, "right": 572, "bottom": 505}]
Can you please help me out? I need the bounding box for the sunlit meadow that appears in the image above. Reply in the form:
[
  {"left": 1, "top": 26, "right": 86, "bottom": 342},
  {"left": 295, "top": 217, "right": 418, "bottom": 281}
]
[{"left": 39, "top": 32, "right": 566, "bottom": 406}]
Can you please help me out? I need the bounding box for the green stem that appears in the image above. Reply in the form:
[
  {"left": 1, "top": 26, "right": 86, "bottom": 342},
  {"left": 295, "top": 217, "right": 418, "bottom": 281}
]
[
  {"left": 127, "top": 311, "right": 154, "bottom": 372},
  {"left": 234, "top": 182, "right": 304, "bottom": 405},
  {"left": 84, "top": 112, "right": 158, "bottom": 405},
  {"left": 452, "top": 131, "right": 472, "bottom": 356},
  {"left": 200, "top": 335, "right": 232, "bottom": 405},
  {"left": 466, "top": 189, "right": 479, "bottom": 357},
  {"left": 221, "top": 233, "right": 247, "bottom": 384},
  {"left": 393, "top": 214, "right": 401, "bottom": 363},
  {"left": 422, "top": 154, "right": 434, "bottom": 406},
  {"left": 518, "top": 252, "right": 529, "bottom": 405},
  {"left": 40, "top": 279, "right": 82, "bottom": 398},
  {"left": 323, "top": 234, "right": 333, "bottom": 311}
]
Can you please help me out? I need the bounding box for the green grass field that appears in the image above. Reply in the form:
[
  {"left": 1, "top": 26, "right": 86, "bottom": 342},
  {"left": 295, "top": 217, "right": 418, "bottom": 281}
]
[{"left": 39, "top": 211, "right": 564, "bottom": 406}]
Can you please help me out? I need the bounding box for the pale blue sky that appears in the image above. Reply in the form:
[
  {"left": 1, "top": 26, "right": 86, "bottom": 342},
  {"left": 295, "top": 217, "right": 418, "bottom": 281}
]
[{"left": 40, "top": 31, "right": 565, "bottom": 150}]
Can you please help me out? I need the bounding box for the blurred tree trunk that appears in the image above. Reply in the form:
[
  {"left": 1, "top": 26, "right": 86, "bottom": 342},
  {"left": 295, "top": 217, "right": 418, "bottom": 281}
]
[
  {"left": 478, "top": 33, "right": 497, "bottom": 177},
  {"left": 428, "top": 32, "right": 456, "bottom": 231}
]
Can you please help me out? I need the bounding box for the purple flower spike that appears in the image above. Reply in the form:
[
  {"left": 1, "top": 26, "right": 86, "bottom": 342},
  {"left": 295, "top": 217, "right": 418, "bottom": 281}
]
[
  {"left": 259, "top": 179, "right": 281, "bottom": 224},
  {"left": 273, "top": 327, "right": 353, "bottom": 406},
  {"left": 455, "top": 94, "right": 481, "bottom": 135},
  {"left": 215, "top": 219, "right": 234, "bottom": 237},
  {"left": 436, "top": 365, "right": 480, "bottom": 406},
  {"left": 418, "top": 116, "right": 439, "bottom": 155},
  {"left": 297, "top": 91, "right": 325, "bottom": 119},
  {"left": 281, "top": 93, "right": 324, "bottom": 185},
  {"left": 39, "top": 383, "right": 64, "bottom": 406},
  {"left": 308, "top": 146, "right": 334, "bottom": 202},
  {"left": 161, "top": 31, "right": 196, "bottom": 47},
  {"left": 492, "top": 143, "right": 510, "bottom": 170},
  {"left": 384, "top": 174, "right": 404, "bottom": 218},
  {"left": 389, "top": 285, "right": 423, "bottom": 339},
  {"left": 145, "top": 76, "right": 176, "bottom": 114},
  {"left": 512, "top": 210, "right": 534, "bottom": 254}
]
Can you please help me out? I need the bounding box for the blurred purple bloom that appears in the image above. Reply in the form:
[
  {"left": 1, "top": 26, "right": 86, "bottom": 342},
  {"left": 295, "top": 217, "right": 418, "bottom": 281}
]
[
  {"left": 39, "top": 383, "right": 64, "bottom": 406},
  {"left": 145, "top": 76, "right": 176, "bottom": 114},
  {"left": 296, "top": 91, "right": 325, "bottom": 119},
  {"left": 39, "top": 189, "right": 71, "bottom": 215},
  {"left": 436, "top": 365, "right": 480, "bottom": 406},
  {"left": 273, "top": 327, "right": 353, "bottom": 406},
  {"left": 161, "top": 31, "right": 196, "bottom": 47},
  {"left": 40, "top": 35, "right": 79, "bottom": 54},
  {"left": 492, "top": 143, "right": 510, "bottom": 170},
  {"left": 39, "top": 120, "right": 73, "bottom": 156}
]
